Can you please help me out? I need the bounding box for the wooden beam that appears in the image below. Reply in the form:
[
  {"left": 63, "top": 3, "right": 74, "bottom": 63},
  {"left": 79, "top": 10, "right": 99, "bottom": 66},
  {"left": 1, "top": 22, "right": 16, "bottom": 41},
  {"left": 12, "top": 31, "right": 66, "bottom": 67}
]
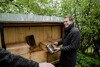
[{"left": 0, "top": 22, "right": 63, "bottom": 27}]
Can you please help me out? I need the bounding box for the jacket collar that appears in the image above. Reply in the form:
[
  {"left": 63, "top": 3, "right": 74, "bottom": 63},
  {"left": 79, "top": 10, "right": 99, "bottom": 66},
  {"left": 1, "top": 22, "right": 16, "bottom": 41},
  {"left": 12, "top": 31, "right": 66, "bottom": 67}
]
[{"left": 64, "top": 22, "right": 74, "bottom": 33}]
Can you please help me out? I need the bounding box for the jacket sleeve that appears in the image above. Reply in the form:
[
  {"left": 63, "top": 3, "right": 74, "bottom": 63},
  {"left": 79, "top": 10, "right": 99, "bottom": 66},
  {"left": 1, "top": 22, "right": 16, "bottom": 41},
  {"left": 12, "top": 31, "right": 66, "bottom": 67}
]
[
  {"left": 60, "top": 31, "right": 81, "bottom": 51},
  {"left": 0, "top": 48, "right": 39, "bottom": 67},
  {"left": 57, "top": 39, "right": 63, "bottom": 46}
]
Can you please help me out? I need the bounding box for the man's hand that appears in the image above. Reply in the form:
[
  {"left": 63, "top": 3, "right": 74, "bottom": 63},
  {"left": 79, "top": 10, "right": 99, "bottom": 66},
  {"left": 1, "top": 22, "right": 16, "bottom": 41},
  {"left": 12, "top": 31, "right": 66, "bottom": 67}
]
[
  {"left": 98, "top": 49, "right": 100, "bottom": 52},
  {"left": 39, "top": 63, "right": 55, "bottom": 67},
  {"left": 54, "top": 48, "right": 60, "bottom": 53},
  {"left": 53, "top": 42, "right": 58, "bottom": 45}
]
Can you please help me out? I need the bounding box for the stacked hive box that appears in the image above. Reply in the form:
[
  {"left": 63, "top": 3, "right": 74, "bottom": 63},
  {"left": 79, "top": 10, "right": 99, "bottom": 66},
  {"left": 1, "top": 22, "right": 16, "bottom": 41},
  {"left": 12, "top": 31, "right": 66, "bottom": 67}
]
[
  {"left": 25, "top": 35, "right": 47, "bottom": 62},
  {"left": 39, "top": 41, "right": 60, "bottom": 64},
  {"left": 30, "top": 50, "right": 47, "bottom": 63},
  {"left": 6, "top": 39, "right": 60, "bottom": 64},
  {"left": 47, "top": 52, "right": 60, "bottom": 64},
  {"left": 6, "top": 42, "right": 30, "bottom": 59},
  {"left": 6, "top": 42, "right": 47, "bottom": 62}
]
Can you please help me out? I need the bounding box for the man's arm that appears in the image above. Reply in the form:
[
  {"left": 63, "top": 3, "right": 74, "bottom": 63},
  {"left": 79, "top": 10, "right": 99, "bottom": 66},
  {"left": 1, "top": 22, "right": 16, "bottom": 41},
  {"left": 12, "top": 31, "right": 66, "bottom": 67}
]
[
  {"left": 60, "top": 31, "right": 81, "bottom": 51},
  {"left": 57, "top": 39, "right": 63, "bottom": 46},
  {"left": 0, "top": 48, "right": 39, "bottom": 67},
  {"left": 53, "top": 39, "right": 63, "bottom": 47},
  {"left": 0, "top": 48, "right": 55, "bottom": 67}
]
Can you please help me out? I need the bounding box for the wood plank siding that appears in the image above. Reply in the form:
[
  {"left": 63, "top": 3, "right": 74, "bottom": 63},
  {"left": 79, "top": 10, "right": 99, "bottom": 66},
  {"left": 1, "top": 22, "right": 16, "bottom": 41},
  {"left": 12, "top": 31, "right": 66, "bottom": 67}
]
[{"left": 3, "top": 25, "right": 62, "bottom": 46}]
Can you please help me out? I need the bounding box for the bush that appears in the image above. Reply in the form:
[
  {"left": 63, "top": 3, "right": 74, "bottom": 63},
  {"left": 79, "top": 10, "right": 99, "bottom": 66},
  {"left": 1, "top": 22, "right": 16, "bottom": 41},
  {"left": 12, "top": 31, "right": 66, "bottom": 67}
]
[{"left": 76, "top": 52, "right": 100, "bottom": 67}]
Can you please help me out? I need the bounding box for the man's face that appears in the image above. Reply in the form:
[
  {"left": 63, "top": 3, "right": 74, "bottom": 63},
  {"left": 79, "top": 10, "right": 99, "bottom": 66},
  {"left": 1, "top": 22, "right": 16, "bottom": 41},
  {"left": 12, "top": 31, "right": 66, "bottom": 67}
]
[{"left": 64, "top": 18, "right": 72, "bottom": 27}]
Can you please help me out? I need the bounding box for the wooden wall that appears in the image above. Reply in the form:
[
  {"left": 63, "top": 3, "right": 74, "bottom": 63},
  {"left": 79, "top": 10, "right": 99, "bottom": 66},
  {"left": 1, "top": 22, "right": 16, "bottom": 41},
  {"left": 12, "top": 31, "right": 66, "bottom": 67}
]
[{"left": 4, "top": 26, "right": 61, "bottom": 46}]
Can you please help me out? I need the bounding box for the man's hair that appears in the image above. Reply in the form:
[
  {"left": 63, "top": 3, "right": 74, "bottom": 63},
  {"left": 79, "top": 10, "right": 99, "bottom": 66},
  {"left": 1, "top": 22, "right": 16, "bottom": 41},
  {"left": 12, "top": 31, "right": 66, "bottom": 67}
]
[{"left": 64, "top": 16, "right": 73, "bottom": 21}]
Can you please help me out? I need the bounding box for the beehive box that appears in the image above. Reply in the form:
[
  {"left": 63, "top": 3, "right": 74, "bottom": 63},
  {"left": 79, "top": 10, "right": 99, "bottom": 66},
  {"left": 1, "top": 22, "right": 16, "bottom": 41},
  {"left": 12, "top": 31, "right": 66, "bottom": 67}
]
[
  {"left": 20, "top": 52, "right": 30, "bottom": 60},
  {"left": 6, "top": 42, "right": 30, "bottom": 55},
  {"left": 29, "top": 46, "right": 42, "bottom": 52},
  {"left": 39, "top": 41, "right": 60, "bottom": 64},
  {"left": 47, "top": 51, "right": 60, "bottom": 63},
  {"left": 30, "top": 50, "right": 47, "bottom": 63}
]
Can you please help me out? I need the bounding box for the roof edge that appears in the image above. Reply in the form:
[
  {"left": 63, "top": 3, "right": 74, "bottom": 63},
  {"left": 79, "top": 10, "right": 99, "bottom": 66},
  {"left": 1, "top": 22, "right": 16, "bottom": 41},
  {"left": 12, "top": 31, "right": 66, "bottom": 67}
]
[{"left": 0, "top": 13, "right": 64, "bottom": 23}]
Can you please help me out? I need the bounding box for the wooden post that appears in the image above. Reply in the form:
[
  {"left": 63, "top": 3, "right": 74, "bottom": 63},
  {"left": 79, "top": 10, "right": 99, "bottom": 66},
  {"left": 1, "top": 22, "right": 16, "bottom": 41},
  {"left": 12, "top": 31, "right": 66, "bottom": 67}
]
[
  {"left": 0, "top": 31, "right": 1, "bottom": 48},
  {"left": 0, "top": 26, "right": 6, "bottom": 49}
]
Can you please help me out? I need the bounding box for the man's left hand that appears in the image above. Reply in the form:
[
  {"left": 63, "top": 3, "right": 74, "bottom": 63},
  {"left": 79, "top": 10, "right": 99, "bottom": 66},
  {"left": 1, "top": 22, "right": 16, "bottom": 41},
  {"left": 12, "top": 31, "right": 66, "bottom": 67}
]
[
  {"left": 98, "top": 49, "right": 100, "bottom": 52},
  {"left": 54, "top": 48, "right": 60, "bottom": 52}
]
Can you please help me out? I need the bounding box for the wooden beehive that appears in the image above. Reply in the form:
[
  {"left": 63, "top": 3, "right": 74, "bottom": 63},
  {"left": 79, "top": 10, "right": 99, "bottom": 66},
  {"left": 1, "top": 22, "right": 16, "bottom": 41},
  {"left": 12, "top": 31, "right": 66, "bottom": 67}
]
[
  {"left": 30, "top": 50, "right": 47, "bottom": 63},
  {"left": 39, "top": 40, "right": 60, "bottom": 64},
  {"left": 47, "top": 51, "right": 60, "bottom": 63},
  {"left": 6, "top": 42, "right": 30, "bottom": 55},
  {"left": 0, "top": 13, "right": 64, "bottom": 64},
  {"left": 20, "top": 52, "right": 30, "bottom": 60}
]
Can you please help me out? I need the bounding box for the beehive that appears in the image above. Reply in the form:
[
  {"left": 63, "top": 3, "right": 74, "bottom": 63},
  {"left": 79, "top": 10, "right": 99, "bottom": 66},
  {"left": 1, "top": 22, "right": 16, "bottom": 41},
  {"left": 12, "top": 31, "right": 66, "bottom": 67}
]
[
  {"left": 6, "top": 42, "right": 30, "bottom": 55},
  {"left": 30, "top": 50, "right": 47, "bottom": 63},
  {"left": 20, "top": 52, "right": 30, "bottom": 60}
]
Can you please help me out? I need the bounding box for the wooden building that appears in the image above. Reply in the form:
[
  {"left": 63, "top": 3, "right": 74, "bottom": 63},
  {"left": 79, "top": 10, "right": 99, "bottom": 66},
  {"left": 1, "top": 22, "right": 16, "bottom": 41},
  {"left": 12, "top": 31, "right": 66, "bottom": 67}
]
[{"left": 0, "top": 13, "right": 64, "bottom": 64}]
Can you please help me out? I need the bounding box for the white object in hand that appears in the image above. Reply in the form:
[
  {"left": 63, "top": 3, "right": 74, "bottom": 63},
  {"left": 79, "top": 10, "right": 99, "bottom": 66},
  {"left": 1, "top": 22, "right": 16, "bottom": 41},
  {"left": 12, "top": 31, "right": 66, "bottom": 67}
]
[{"left": 39, "top": 63, "right": 55, "bottom": 67}]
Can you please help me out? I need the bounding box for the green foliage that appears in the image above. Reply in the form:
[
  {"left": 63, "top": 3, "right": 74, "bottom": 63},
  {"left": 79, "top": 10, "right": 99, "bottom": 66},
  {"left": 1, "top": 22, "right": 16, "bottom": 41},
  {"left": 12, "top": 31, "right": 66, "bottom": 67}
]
[
  {"left": 76, "top": 52, "right": 100, "bottom": 67},
  {"left": 0, "top": 0, "right": 60, "bottom": 16}
]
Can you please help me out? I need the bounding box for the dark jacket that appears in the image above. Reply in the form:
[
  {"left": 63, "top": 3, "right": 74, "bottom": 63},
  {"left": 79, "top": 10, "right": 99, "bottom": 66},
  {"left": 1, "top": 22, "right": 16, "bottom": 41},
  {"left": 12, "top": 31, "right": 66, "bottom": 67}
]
[
  {"left": 57, "top": 23, "right": 81, "bottom": 67},
  {"left": 0, "top": 48, "right": 39, "bottom": 67},
  {"left": 94, "top": 38, "right": 100, "bottom": 57},
  {"left": 94, "top": 38, "right": 100, "bottom": 51}
]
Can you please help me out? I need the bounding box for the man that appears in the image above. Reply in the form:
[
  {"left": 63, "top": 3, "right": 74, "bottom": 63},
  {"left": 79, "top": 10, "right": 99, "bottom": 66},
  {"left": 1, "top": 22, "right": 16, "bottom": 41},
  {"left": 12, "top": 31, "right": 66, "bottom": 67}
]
[
  {"left": 0, "top": 48, "right": 55, "bottom": 67},
  {"left": 94, "top": 29, "right": 100, "bottom": 58},
  {"left": 54, "top": 16, "right": 81, "bottom": 67}
]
